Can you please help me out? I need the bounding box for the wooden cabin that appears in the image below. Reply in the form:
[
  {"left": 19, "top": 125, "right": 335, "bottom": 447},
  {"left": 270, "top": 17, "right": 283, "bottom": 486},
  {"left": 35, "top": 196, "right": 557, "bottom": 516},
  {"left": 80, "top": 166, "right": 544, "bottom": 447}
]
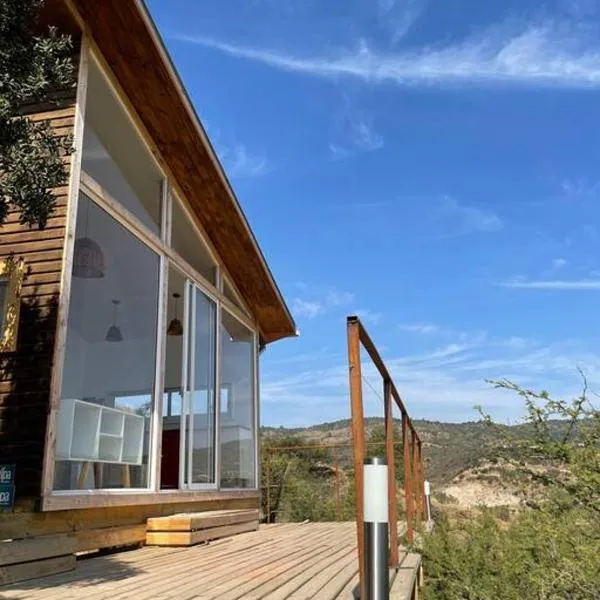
[{"left": 0, "top": 0, "right": 296, "bottom": 571}]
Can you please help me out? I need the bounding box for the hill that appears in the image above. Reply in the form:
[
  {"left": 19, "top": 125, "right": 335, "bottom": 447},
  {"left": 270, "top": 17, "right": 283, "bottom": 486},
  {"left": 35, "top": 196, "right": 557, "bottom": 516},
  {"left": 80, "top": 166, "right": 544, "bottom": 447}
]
[{"left": 263, "top": 417, "right": 513, "bottom": 485}]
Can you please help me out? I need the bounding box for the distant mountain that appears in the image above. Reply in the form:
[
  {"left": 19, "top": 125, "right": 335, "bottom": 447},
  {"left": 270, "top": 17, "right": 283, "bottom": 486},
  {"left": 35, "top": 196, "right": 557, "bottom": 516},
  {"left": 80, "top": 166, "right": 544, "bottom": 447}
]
[{"left": 262, "top": 417, "right": 567, "bottom": 484}]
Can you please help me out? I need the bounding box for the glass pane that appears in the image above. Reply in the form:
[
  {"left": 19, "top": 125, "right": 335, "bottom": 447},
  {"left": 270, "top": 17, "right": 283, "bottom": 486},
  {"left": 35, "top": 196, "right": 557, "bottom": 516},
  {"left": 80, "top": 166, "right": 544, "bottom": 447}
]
[
  {"left": 171, "top": 198, "right": 217, "bottom": 284},
  {"left": 54, "top": 194, "right": 159, "bottom": 490},
  {"left": 82, "top": 59, "right": 162, "bottom": 235},
  {"left": 161, "top": 265, "right": 185, "bottom": 489},
  {"left": 220, "top": 311, "right": 255, "bottom": 489},
  {"left": 189, "top": 287, "right": 217, "bottom": 485},
  {"left": 223, "top": 278, "right": 248, "bottom": 314}
]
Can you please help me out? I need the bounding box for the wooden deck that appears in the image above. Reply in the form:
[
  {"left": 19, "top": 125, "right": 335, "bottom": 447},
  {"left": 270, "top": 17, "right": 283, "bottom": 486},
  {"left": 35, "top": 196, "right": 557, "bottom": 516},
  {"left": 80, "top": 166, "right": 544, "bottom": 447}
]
[{"left": 0, "top": 522, "right": 420, "bottom": 599}]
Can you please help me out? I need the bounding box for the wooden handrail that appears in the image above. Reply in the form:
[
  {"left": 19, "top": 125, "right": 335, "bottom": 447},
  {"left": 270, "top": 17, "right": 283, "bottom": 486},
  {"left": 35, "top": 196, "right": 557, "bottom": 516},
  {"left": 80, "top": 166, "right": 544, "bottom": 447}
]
[{"left": 346, "top": 315, "right": 426, "bottom": 597}]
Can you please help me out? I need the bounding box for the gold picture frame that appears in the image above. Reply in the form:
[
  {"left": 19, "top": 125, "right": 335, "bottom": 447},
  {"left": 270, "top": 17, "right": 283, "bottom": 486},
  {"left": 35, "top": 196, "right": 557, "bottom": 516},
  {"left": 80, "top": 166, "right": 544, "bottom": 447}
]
[{"left": 0, "top": 257, "right": 26, "bottom": 353}]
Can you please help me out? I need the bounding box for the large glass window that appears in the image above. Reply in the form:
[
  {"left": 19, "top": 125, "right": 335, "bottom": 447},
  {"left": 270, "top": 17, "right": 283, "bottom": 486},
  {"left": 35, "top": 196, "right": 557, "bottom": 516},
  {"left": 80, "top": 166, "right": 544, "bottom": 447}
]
[
  {"left": 219, "top": 311, "right": 256, "bottom": 489},
  {"left": 171, "top": 197, "right": 217, "bottom": 284},
  {"left": 82, "top": 59, "right": 163, "bottom": 235},
  {"left": 54, "top": 194, "right": 160, "bottom": 490}
]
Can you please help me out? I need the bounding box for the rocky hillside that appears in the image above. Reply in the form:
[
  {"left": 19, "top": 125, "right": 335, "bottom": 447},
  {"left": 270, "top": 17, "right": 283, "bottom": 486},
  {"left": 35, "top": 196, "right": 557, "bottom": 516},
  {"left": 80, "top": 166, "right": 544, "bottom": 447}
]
[{"left": 262, "top": 417, "right": 568, "bottom": 485}]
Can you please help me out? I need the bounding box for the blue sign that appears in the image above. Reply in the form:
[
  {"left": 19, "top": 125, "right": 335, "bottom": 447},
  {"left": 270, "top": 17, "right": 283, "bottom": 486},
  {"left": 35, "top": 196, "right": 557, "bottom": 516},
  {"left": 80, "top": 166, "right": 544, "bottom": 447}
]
[
  {"left": 0, "top": 484, "right": 14, "bottom": 510},
  {"left": 0, "top": 464, "right": 15, "bottom": 485}
]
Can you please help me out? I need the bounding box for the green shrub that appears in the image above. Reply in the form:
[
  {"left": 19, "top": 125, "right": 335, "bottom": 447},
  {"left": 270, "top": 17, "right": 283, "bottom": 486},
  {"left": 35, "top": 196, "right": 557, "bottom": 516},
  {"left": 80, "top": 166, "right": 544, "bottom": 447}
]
[{"left": 423, "top": 377, "right": 600, "bottom": 599}]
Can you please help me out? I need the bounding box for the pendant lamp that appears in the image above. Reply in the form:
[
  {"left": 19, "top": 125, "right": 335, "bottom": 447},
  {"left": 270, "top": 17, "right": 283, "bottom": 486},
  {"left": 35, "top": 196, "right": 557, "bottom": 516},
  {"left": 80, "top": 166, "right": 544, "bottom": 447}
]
[
  {"left": 167, "top": 293, "right": 183, "bottom": 336},
  {"left": 73, "top": 198, "right": 105, "bottom": 278},
  {"left": 105, "top": 299, "right": 123, "bottom": 342}
]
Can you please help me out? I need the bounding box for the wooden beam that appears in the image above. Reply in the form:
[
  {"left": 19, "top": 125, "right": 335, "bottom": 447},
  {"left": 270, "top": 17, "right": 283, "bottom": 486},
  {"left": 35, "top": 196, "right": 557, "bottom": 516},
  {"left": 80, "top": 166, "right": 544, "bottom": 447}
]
[
  {"left": 384, "top": 378, "right": 399, "bottom": 567},
  {"left": 0, "top": 555, "right": 75, "bottom": 585},
  {"left": 402, "top": 412, "right": 415, "bottom": 544},
  {"left": 40, "top": 37, "right": 88, "bottom": 508},
  {"left": 0, "top": 535, "right": 75, "bottom": 567},
  {"left": 146, "top": 520, "right": 258, "bottom": 546},
  {"left": 347, "top": 317, "right": 366, "bottom": 600},
  {"left": 41, "top": 489, "right": 260, "bottom": 511},
  {"left": 146, "top": 509, "right": 259, "bottom": 531},
  {"left": 350, "top": 317, "right": 421, "bottom": 444},
  {"left": 76, "top": 524, "right": 146, "bottom": 552}
]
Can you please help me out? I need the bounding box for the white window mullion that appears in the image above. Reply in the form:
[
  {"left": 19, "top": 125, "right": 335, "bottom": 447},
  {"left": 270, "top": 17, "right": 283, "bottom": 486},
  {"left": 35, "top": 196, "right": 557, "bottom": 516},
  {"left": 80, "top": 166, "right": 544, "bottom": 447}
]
[
  {"left": 149, "top": 252, "right": 168, "bottom": 491},
  {"left": 215, "top": 301, "right": 222, "bottom": 489},
  {"left": 179, "top": 279, "right": 191, "bottom": 489}
]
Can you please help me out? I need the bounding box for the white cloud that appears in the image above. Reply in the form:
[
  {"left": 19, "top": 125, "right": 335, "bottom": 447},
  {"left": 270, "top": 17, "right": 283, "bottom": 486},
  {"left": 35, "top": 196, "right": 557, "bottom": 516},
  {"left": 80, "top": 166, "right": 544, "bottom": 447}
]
[
  {"left": 325, "top": 289, "right": 355, "bottom": 306},
  {"left": 561, "top": 178, "right": 600, "bottom": 197},
  {"left": 291, "top": 287, "right": 355, "bottom": 319},
  {"left": 176, "top": 20, "right": 600, "bottom": 88},
  {"left": 261, "top": 331, "right": 600, "bottom": 426},
  {"left": 351, "top": 119, "right": 384, "bottom": 152},
  {"left": 552, "top": 258, "right": 568, "bottom": 269},
  {"left": 292, "top": 299, "right": 323, "bottom": 318},
  {"left": 329, "top": 104, "right": 384, "bottom": 160},
  {"left": 354, "top": 309, "right": 383, "bottom": 324},
  {"left": 436, "top": 196, "right": 503, "bottom": 237},
  {"left": 501, "top": 278, "right": 600, "bottom": 290},
  {"left": 378, "top": 0, "right": 425, "bottom": 44},
  {"left": 220, "top": 143, "right": 268, "bottom": 178},
  {"left": 400, "top": 323, "right": 438, "bottom": 334}
]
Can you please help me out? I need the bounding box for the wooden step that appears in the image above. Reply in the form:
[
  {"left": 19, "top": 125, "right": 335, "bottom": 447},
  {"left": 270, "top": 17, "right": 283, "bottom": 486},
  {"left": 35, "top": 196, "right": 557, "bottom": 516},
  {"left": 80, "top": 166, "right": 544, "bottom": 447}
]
[
  {"left": 0, "top": 535, "right": 76, "bottom": 585},
  {"left": 145, "top": 509, "right": 259, "bottom": 547}
]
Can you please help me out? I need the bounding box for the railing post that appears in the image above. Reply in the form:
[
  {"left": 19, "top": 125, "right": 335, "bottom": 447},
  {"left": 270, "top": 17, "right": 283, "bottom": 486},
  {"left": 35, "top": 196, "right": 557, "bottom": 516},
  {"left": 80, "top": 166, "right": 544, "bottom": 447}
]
[
  {"left": 417, "top": 441, "right": 425, "bottom": 520},
  {"left": 402, "top": 413, "right": 414, "bottom": 544},
  {"left": 411, "top": 431, "right": 419, "bottom": 527},
  {"left": 335, "top": 447, "right": 341, "bottom": 522},
  {"left": 347, "top": 318, "right": 366, "bottom": 600},
  {"left": 384, "top": 379, "right": 399, "bottom": 567},
  {"left": 266, "top": 448, "right": 271, "bottom": 524}
]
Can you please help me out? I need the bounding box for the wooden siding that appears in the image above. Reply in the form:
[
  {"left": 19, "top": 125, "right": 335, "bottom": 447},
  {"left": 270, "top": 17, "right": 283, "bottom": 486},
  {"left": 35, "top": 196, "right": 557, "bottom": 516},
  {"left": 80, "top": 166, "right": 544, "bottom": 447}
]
[{"left": 0, "top": 99, "right": 76, "bottom": 501}]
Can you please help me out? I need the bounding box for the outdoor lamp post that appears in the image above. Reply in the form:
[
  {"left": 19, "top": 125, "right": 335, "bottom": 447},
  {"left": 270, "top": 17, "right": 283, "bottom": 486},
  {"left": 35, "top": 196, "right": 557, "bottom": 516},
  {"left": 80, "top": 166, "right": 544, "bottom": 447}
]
[{"left": 364, "top": 456, "right": 389, "bottom": 600}]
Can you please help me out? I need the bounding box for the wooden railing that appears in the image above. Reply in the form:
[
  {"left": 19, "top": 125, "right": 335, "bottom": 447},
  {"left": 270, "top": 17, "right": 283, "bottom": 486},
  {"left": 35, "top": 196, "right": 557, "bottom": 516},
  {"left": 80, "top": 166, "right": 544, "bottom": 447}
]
[
  {"left": 262, "top": 439, "right": 406, "bottom": 524},
  {"left": 347, "top": 315, "right": 426, "bottom": 597}
]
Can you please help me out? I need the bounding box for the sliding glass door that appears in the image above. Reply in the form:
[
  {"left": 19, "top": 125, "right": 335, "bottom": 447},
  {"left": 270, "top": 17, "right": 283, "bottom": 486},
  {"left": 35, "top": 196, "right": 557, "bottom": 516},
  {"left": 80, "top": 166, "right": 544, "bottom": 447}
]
[{"left": 180, "top": 281, "right": 218, "bottom": 489}]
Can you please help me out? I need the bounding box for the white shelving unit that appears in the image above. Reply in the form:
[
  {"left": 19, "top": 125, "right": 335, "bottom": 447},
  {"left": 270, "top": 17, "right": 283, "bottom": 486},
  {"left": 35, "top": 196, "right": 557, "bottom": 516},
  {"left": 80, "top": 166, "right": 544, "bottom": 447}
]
[{"left": 56, "top": 398, "right": 144, "bottom": 465}]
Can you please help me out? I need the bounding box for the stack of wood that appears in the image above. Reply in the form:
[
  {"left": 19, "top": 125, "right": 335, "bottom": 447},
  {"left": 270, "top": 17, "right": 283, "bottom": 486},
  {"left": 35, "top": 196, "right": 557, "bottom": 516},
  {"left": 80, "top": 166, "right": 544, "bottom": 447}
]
[{"left": 146, "top": 508, "right": 259, "bottom": 547}]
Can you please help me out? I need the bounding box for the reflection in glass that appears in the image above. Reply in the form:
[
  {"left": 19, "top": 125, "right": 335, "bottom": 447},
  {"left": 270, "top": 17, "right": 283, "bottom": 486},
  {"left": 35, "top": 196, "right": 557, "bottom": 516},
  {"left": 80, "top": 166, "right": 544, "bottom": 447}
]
[
  {"left": 53, "top": 194, "right": 159, "bottom": 490},
  {"left": 187, "top": 287, "right": 217, "bottom": 485},
  {"left": 220, "top": 311, "right": 255, "bottom": 488}
]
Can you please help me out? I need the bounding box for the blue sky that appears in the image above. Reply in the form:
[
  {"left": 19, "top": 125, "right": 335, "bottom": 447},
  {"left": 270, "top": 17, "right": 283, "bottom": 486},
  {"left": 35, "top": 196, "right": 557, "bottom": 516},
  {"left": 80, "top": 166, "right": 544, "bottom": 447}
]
[{"left": 147, "top": 0, "right": 600, "bottom": 426}]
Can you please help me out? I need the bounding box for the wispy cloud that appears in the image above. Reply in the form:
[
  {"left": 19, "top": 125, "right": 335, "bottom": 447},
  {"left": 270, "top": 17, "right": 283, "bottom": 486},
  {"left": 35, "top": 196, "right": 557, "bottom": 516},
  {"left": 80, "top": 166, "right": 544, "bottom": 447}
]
[
  {"left": 561, "top": 178, "right": 600, "bottom": 198},
  {"left": 400, "top": 323, "right": 438, "bottom": 334},
  {"left": 220, "top": 143, "right": 268, "bottom": 178},
  {"left": 435, "top": 197, "right": 503, "bottom": 237},
  {"left": 261, "top": 330, "right": 600, "bottom": 426},
  {"left": 292, "top": 287, "right": 355, "bottom": 319},
  {"left": 501, "top": 278, "right": 600, "bottom": 290},
  {"left": 175, "top": 20, "right": 600, "bottom": 88},
  {"left": 354, "top": 308, "right": 383, "bottom": 324},
  {"left": 292, "top": 299, "right": 324, "bottom": 318},
  {"left": 552, "top": 257, "right": 568, "bottom": 269},
  {"left": 329, "top": 99, "right": 384, "bottom": 159},
  {"left": 378, "top": 0, "right": 425, "bottom": 44}
]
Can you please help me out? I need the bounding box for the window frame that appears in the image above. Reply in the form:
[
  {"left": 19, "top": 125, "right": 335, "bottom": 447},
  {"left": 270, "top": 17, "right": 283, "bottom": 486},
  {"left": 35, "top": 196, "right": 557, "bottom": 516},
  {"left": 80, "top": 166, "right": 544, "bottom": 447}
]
[{"left": 41, "top": 39, "right": 261, "bottom": 510}]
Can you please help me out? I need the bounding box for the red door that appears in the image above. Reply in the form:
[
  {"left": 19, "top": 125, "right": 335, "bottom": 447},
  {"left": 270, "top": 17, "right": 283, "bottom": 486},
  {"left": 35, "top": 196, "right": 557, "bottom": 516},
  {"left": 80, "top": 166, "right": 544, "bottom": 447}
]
[{"left": 161, "top": 430, "right": 180, "bottom": 489}]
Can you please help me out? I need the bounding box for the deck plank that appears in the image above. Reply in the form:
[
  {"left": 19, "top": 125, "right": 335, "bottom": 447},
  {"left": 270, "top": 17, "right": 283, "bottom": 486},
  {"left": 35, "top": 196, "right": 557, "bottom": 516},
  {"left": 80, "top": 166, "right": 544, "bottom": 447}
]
[{"left": 0, "top": 522, "right": 420, "bottom": 600}]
